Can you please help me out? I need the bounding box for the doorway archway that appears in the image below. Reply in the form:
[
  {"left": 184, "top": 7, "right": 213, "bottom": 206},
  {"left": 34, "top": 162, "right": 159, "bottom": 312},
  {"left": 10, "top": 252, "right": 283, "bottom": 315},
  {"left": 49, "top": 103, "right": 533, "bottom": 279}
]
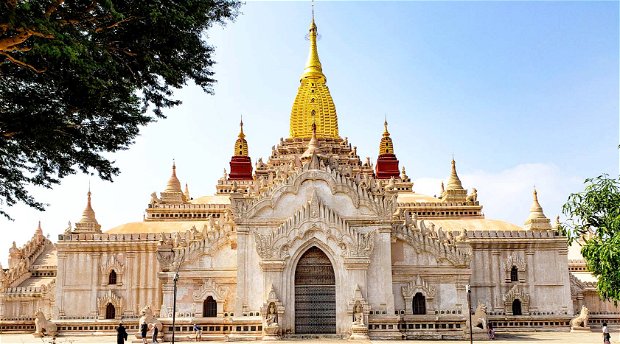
[{"left": 294, "top": 246, "right": 336, "bottom": 334}]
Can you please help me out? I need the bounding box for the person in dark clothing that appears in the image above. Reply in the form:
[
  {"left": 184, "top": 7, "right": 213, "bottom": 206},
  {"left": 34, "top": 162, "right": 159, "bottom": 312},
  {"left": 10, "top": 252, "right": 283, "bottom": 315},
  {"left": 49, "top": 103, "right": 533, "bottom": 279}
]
[
  {"left": 116, "top": 323, "right": 128, "bottom": 344},
  {"left": 152, "top": 323, "right": 159, "bottom": 344},
  {"left": 140, "top": 321, "right": 148, "bottom": 344}
]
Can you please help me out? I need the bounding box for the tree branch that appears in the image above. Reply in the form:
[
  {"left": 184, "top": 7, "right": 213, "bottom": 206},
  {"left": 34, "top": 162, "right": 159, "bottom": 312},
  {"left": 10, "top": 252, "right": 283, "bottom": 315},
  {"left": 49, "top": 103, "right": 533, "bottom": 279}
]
[
  {"left": 0, "top": 29, "right": 54, "bottom": 52},
  {"left": 95, "top": 16, "right": 137, "bottom": 33},
  {"left": 0, "top": 52, "right": 46, "bottom": 73},
  {"left": 45, "top": 0, "right": 65, "bottom": 18}
]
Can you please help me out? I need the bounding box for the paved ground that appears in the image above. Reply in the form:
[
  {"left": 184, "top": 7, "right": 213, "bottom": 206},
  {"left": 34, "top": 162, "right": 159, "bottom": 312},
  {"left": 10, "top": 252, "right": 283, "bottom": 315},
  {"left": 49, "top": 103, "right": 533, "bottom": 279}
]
[{"left": 0, "top": 331, "right": 616, "bottom": 344}]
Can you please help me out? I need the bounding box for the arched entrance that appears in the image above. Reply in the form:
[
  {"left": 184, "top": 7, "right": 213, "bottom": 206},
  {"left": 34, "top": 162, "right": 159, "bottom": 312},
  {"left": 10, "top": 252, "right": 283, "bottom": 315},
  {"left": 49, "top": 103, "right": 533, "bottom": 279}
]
[
  {"left": 294, "top": 246, "right": 336, "bottom": 334},
  {"left": 412, "top": 292, "right": 426, "bottom": 315},
  {"left": 512, "top": 299, "right": 522, "bottom": 315},
  {"left": 203, "top": 296, "right": 217, "bottom": 317},
  {"left": 105, "top": 303, "right": 115, "bottom": 319}
]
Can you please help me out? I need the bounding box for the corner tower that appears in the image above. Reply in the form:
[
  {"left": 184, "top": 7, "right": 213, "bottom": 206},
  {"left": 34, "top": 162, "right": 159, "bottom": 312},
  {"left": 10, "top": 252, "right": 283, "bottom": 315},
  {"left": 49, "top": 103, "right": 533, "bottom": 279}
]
[
  {"left": 229, "top": 118, "right": 253, "bottom": 180},
  {"left": 375, "top": 120, "right": 400, "bottom": 179},
  {"left": 290, "top": 15, "right": 339, "bottom": 139}
]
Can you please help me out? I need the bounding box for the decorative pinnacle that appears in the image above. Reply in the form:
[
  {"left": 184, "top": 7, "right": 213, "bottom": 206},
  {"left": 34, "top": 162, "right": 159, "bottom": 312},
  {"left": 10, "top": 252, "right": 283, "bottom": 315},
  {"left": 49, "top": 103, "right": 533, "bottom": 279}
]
[
  {"left": 383, "top": 119, "right": 390, "bottom": 137},
  {"left": 302, "top": 6, "right": 325, "bottom": 81},
  {"left": 238, "top": 115, "right": 245, "bottom": 139},
  {"left": 446, "top": 158, "right": 464, "bottom": 190},
  {"left": 165, "top": 160, "right": 182, "bottom": 193}
]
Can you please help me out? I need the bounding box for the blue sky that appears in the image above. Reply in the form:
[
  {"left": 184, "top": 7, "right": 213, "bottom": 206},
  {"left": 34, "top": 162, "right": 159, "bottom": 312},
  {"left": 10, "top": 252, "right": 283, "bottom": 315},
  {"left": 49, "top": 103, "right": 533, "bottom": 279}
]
[{"left": 1, "top": 1, "right": 618, "bottom": 266}]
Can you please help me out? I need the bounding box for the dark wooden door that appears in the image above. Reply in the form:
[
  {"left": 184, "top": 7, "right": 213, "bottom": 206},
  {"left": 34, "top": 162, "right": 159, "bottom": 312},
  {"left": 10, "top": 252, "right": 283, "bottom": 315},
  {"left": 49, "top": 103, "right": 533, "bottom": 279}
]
[{"left": 294, "top": 246, "right": 336, "bottom": 334}]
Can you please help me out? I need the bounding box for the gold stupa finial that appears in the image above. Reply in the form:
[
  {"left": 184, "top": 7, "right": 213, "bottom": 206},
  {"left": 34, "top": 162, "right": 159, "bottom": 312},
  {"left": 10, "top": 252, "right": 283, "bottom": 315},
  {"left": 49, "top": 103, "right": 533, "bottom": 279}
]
[
  {"left": 165, "top": 160, "right": 182, "bottom": 193},
  {"left": 378, "top": 118, "right": 395, "bottom": 155},
  {"left": 446, "top": 158, "right": 464, "bottom": 190},
  {"left": 234, "top": 116, "right": 249, "bottom": 156},
  {"left": 529, "top": 188, "right": 545, "bottom": 217},
  {"left": 302, "top": 1, "right": 323, "bottom": 81},
  {"left": 80, "top": 187, "right": 97, "bottom": 224},
  {"left": 524, "top": 187, "right": 551, "bottom": 230},
  {"left": 36, "top": 221, "right": 43, "bottom": 236},
  {"left": 289, "top": 6, "right": 339, "bottom": 139}
]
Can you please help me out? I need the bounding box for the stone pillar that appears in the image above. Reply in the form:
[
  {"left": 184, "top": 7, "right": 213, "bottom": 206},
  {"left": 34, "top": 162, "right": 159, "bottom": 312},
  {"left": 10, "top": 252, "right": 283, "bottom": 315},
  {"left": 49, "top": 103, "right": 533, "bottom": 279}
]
[
  {"left": 235, "top": 226, "right": 250, "bottom": 315},
  {"left": 377, "top": 225, "right": 395, "bottom": 313},
  {"left": 56, "top": 252, "right": 67, "bottom": 318},
  {"left": 125, "top": 253, "right": 136, "bottom": 316},
  {"left": 161, "top": 278, "right": 174, "bottom": 317},
  {"left": 91, "top": 253, "right": 101, "bottom": 318},
  {"left": 526, "top": 249, "right": 534, "bottom": 314},
  {"left": 491, "top": 250, "right": 501, "bottom": 312}
]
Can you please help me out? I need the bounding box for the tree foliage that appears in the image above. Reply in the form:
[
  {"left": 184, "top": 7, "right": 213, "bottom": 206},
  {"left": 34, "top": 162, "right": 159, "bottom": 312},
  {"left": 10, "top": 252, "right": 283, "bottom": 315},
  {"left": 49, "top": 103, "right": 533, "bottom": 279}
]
[
  {"left": 0, "top": 0, "right": 240, "bottom": 219},
  {"left": 561, "top": 174, "right": 620, "bottom": 302}
]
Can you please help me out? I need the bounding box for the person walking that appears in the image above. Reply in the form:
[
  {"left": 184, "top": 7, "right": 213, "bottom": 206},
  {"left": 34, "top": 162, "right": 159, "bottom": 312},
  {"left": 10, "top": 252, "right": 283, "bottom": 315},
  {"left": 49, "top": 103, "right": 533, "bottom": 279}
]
[
  {"left": 193, "top": 323, "right": 202, "bottom": 342},
  {"left": 140, "top": 320, "right": 148, "bottom": 344},
  {"left": 603, "top": 322, "right": 611, "bottom": 344},
  {"left": 487, "top": 323, "right": 495, "bottom": 340},
  {"left": 152, "top": 323, "right": 159, "bottom": 344},
  {"left": 116, "top": 323, "right": 128, "bottom": 344}
]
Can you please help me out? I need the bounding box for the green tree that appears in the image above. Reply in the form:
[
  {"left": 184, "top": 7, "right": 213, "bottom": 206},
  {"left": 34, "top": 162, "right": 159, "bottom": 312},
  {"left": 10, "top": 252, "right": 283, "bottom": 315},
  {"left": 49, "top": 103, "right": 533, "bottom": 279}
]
[
  {"left": 0, "top": 0, "right": 240, "bottom": 219},
  {"left": 562, "top": 174, "right": 620, "bottom": 302}
]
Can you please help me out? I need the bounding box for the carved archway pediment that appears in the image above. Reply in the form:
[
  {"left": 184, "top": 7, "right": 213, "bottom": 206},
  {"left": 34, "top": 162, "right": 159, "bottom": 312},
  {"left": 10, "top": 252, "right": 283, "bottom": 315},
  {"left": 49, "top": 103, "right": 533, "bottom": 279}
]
[
  {"left": 192, "top": 278, "right": 228, "bottom": 302},
  {"left": 253, "top": 191, "right": 376, "bottom": 263},
  {"left": 392, "top": 219, "right": 471, "bottom": 267},
  {"left": 231, "top": 164, "right": 397, "bottom": 221},
  {"left": 402, "top": 275, "right": 437, "bottom": 299},
  {"left": 503, "top": 285, "right": 530, "bottom": 315},
  {"left": 97, "top": 290, "right": 123, "bottom": 319},
  {"left": 156, "top": 222, "right": 235, "bottom": 271}
]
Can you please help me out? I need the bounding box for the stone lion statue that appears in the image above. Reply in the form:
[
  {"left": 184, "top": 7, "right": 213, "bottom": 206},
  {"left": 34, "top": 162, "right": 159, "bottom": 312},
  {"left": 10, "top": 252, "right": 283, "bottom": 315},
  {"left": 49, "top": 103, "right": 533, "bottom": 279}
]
[
  {"left": 34, "top": 310, "right": 57, "bottom": 337},
  {"left": 570, "top": 305, "right": 589, "bottom": 329},
  {"left": 473, "top": 303, "right": 488, "bottom": 330},
  {"left": 139, "top": 305, "right": 163, "bottom": 332}
]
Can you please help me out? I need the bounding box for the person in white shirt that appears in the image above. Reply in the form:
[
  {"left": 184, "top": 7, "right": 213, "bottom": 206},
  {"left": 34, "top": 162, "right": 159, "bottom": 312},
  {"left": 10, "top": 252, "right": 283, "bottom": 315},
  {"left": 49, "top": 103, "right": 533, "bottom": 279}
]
[{"left": 603, "top": 322, "right": 611, "bottom": 344}]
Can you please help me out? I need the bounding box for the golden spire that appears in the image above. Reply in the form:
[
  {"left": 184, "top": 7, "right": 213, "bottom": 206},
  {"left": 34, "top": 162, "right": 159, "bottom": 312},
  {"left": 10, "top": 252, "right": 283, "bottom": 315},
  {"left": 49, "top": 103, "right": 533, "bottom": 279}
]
[
  {"left": 164, "top": 160, "right": 182, "bottom": 193},
  {"left": 234, "top": 116, "right": 249, "bottom": 157},
  {"left": 184, "top": 183, "right": 190, "bottom": 200},
  {"left": 79, "top": 187, "right": 97, "bottom": 223},
  {"left": 290, "top": 9, "right": 339, "bottom": 139},
  {"left": 35, "top": 221, "right": 43, "bottom": 238},
  {"left": 75, "top": 186, "right": 101, "bottom": 233},
  {"left": 301, "top": 15, "right": 325, "bottom": 81},
  {"left": 527, "top": 188, "right": 547, "bottom": 220},
  {"left": 446, "top": 159, "right": 464, "bottom": 190},
  {"left": 524, "top": 188, "right": 552, "bottom": 230},
  {"left": 378, "top": 119, "right": 395, "bottom": 155}
]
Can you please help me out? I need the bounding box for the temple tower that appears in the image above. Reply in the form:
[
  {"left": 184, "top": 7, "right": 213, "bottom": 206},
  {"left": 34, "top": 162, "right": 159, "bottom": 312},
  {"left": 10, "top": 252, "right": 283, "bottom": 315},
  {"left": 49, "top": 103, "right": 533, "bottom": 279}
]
[
  {"left": 375, "top": 120, "right": 400, "bottom": 179},
  {"left": 523, "top": 188, "right": 552, "bottom": 230},
  {"left": 229, "top": 118, "right": 253, "bottom": 180},
  {"left": 290, "top": 16, "right": 339, "bottom": 139},
  {"left": 74, "top": 188, "right": 102, "bottom": 233},
  {"left": 441, "top": 159, "right": 467, "bottom": 202}
]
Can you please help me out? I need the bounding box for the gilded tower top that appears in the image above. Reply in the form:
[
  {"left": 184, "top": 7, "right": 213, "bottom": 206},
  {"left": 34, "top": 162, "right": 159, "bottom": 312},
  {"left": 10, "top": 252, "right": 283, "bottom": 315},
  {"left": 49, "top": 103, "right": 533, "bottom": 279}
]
[
  {"left": 290, "top": 14, "right": 339, "bottom": 139},
  {"left": 446, "top": 159, "right": 464, "bottom": 190},
  {"left": 379, "top": 120, "right": 395, "bottom": 155},
  {"left": 234, "top": 118, "right": 249, "bottom": 157},
  {"left": 164, "top": 160, "right": 182, "bottom": 193},
  {"left": 524, "top": 188, "right": 552, "bottom": 230},
  {"left": 74, "top": 187, "right": 102, "bottom": 233}
]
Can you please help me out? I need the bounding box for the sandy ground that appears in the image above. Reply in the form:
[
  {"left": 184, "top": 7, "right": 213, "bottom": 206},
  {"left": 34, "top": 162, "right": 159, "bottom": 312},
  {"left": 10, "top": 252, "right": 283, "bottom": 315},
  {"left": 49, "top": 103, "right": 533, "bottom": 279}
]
[{"left": 0, "top": 331, "right": 617, "bottom": 344}]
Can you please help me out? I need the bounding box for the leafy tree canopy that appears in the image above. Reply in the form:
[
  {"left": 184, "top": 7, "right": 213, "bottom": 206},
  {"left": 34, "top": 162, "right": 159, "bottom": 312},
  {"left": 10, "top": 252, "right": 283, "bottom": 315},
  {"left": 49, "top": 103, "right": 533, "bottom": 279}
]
[
  {"left": 0, "top": 0, "right": 240, "bottom": 219},
  {"left": 561, "top": 174, "right": 620, "bottom": 302}
]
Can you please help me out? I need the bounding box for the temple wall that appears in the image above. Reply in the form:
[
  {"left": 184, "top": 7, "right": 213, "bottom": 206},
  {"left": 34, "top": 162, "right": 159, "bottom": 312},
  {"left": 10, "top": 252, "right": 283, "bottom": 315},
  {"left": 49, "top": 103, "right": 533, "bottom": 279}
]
[
  {"left": 55, "top": 238, "right": 160, "bottom": 319},
  {"left": 469, "top": 235, "right": 572, "bottom": 317}
]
